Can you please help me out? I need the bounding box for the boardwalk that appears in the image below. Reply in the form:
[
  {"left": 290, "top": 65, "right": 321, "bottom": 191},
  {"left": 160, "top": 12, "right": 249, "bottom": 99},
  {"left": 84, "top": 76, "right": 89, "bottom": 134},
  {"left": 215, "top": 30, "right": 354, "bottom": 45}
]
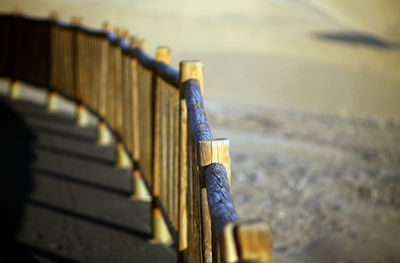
[{"left": 0, "top": 95, "right": 176, "bottom": 262}]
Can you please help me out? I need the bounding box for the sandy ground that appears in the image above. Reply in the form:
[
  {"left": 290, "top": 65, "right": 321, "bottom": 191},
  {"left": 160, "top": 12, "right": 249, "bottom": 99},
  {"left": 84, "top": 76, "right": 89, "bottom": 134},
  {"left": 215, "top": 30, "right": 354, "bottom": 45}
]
[
  {"left": 208, "top": 102, "right": 400, "bottom": 263},
  {"left": 1, "top": 0, "right": 399, "bottom": 118}
]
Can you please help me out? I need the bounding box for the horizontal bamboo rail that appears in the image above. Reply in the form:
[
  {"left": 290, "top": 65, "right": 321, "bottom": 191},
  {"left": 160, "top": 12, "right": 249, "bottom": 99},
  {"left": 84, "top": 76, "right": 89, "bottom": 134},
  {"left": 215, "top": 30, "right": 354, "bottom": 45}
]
[{"left": 0, "top": 11, "right": 272, "bottom": 263}]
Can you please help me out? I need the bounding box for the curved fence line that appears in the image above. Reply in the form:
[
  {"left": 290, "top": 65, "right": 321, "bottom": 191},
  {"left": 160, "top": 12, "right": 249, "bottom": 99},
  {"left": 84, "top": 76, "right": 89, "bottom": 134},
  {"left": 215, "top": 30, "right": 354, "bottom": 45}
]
[{"left": 0, "top": 11, "right": 272, "bottom": 263}]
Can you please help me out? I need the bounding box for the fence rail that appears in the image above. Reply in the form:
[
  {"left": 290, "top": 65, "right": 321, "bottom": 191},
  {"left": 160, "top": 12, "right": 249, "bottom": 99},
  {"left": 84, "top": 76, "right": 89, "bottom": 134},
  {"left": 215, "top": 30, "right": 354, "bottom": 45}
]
[{"left": 0, "top": 11, "right": 272, "bottom": 263}]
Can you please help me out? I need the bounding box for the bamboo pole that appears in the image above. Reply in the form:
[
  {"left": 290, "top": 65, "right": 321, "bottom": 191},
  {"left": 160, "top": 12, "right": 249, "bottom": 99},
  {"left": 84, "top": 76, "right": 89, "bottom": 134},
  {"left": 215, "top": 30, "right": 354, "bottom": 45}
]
[
  {"left": 198, "top": 138, "right": 233, "bottom": 263},
  {"left": 178, "top": 60, "right": 204, "bottom": 261},
  {"left": 221, "top": 223, "right": 239, "bottom": 263},
  {"left": 180, "top": 60, "right": 204, "bottom": 95},
  {"left": 9, "top": 80, "right": 20, "bottom": 100},
  {"left": 130, "top": 38, "right": 151, "bottom": 201},
  {"left": 46, "top": 11, "right": 59, "bottom": 112},
  {"left": 12, "top": 8, "right": 22, "bottom": 16},
  {"left": 76, "top": 102, "right": 90, "bottom": 127},
  {"left": 96, "top": 23, "right": 112, "bottom": 146},
  {"left": 201, "top": 188, "right": 212, "bottom": 263},
  {"left": 71, "top": 17, "right": 90, "bottom": 127},
  {"left": 197, "top": 139, "right": 231, "bottom": 189},
  {"left": 46, "top": 91, "right": 58, "bottom": 112},
  {"left": 151, "top": 46, "right": 172, "bottom": 243},
  {"left": 178, "top": 98, "right": 188, "bottom": 253},
  {"left": 115, "top": 141, "right": 132, "bottom": 169},
  {"left": 97, "top": 120, "right": 112, "bottom": 146},
  {"left": 131, "top": 34, "right": 145, "bottom": 50},
  {"left": 235, "top": 222, "right": 273, "bottom": 263},
  {"left": 113, "top": 30, "right": 132, "bottom": 169},
  {"left": 9, "top": 9, "right": 22, "bottom": 100},
  {"left": 152, "top": 207, "right": 171, "bottom": 243}
]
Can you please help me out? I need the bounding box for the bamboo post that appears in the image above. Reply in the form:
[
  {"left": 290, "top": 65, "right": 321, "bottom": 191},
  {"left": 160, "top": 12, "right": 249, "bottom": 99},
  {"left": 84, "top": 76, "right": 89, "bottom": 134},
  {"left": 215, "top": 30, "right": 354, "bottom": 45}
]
[
  {"left": 180, "top": 60, "right": 204, "bottom": 95},
  {"left": 76, "top": 104, "right": 90, "bottom": 127},
  {"left": 131, "top": 169, "right": 151, "bottom": 201},
  {"left": 97, "top": 120, "right": 112, "bottom": 145},
  {"left": 112, "top": 28, "right": 131, "bottom": 169},
  {"left": 46, "top": 90, "right": 58, "bottom": 112},
  {"left": 177, "top": 60, "right": 204, "bottom": 259},
  {"left": 235, "top": 222, "right": 272, "bottom": 263},
  {"left": 130, "top": 38, "right": 151, "bottom": 201},
  {"left": 71, "top": 17, "right": 90, "bottom": 127},
  {"left": 221, "top": 223, "right": 239, "bottom": 263},
  {"left": 13, "top": 8, "right": 22, "bottom": 16},
  {"left": 152, "top": 207, "right": 171, "bottom": 243},
  {"left": 201, "top": 188, "right": 212, "bottom": 263},
  {"left": 198, "top": 139, "right": 232, "bottom": 263},
  {"left": 115, "top": 141, "right": 132, "bottom": 169},
  {"left": 198, "top": 139, "right": 231, "bottom": 189},
  {"left": 178, "top": 86, "right": 188, "bottom": 255},
  {"left": 151, "top": 46, "right": 172, "bottom": 243},
  {"left": 131, "top": 34, "right": 145, "bottom": 50},
  {"left": 46, "top": 11, "right": 59, "bottom": 112},
  {"left": 96, "top": 23, "right": 113, "bottom": 146},
  {"left": 9, "top": 9, "right": 22, "bottom": 100},
  {"left": 9, "top": 80, "right": 20, "bottom": 100}
]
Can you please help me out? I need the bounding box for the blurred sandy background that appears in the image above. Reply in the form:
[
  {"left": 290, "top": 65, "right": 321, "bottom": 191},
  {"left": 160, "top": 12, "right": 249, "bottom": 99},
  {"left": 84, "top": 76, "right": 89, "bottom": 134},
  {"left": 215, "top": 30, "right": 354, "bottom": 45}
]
[
  {"left": 1, "top": 0, "right": 400, "bottom": 117},
  {"left": 1, "top": 0, "right": 400, "bottom": 262}
]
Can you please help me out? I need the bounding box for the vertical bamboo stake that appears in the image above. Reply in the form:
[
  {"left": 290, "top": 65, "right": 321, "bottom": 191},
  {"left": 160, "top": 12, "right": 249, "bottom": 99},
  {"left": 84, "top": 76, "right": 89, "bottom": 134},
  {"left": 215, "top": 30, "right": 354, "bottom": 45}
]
[
  {"left": 96, "top": 24, "right": 112, "bottom": 146},
  {"left": 46, "top": 91, "right": 58, "bottom": 112},
  {"left": 235, "top": 222, "right": 273, "bottom": 263},
  {"left": 201, "top": 189, "right": 212, "bottom": 263},
  {"left": 131, "top": 169, "right": 151, "bottom": 201},
  {"left": 178, "top": 60, "right": 204, "bottom": 261},
  {"left": 9, "top": 80, "right": 20, "bottom": 100},
  {"left": 178, "top": 96, "right": 188, "bottom": 254},
  {"left": 113, "top": 29, "right": 132, "bottom": 169},
  {"left": 97, "top": 120, "right": 112, "bottom": 146},
  {"left": 131, "top": 34, "right": 145, "bottom": 51},
  {"left": 178, "top": 61, "right": 203, "bottom": 262},
  {"left": 221, "top": 223, "right": 239, "bottom": 263},
  {"left": 46, "top": 11, "right": 59, "bottom": 112},
  {"left": 152, "top": 207, "right": 171, "bottom": 243},
  {"left": 130, "top": 40, "right": 150, "bottom": 201},
  {"left": 9, "top": 9, "right": 22, "bottom": 100},
  {"left": 180, "top": 60, "right": 204, "bottom": 95},
  {"left": 76, "top": 104, "right": 90, "bottom": 127},
  {"left": 71, "top": 17, "right": 90, "bottom": 127},
  {"left": 115, "top": 141, "right": 132, "bottom": 169},
  {"left": 198, "top": 139, "right": 231, "bottom": 189},
  {"left": 198, "top": 138, "right": 232, "bottom": 263},
  {"left": 151, "top": 46, "right": 172, "bottom": 243},
  {"left": 13, "top": 8, "right": 22, "bottom": 16}
]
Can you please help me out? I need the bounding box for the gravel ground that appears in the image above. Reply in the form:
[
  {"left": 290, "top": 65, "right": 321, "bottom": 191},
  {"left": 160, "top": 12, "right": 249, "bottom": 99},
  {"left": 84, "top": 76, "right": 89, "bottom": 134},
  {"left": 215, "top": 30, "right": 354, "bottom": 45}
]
[{"left": 208, "top": 103, "right": 400, "bottom": 263}]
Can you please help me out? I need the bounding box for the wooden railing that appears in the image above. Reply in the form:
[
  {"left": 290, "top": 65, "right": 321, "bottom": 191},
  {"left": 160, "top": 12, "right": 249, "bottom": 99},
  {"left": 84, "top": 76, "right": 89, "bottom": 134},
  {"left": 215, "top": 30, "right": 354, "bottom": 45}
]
[{"left": 0, "top": 10, "right": 272, "bottom": 263}]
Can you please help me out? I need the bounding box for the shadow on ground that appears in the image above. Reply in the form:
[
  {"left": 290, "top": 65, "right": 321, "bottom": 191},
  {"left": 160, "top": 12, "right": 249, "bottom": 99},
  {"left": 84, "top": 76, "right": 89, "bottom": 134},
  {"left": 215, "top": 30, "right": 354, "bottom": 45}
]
[
  {"left": 314, "top": 31, "right": 400, "bottom": 49},
  {"left": 0, "top": 97, "right": 38, "bottom": 262},
  {"left": 0, "top": 96, "right": 176, "bottom": 263}
]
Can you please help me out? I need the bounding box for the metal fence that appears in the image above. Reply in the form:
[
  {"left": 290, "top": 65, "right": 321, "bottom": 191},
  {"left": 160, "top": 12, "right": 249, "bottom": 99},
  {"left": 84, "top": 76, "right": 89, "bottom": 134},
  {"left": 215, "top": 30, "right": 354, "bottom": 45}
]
[{"left": 0, "top": 11, "right": 272, "bottom": 263}]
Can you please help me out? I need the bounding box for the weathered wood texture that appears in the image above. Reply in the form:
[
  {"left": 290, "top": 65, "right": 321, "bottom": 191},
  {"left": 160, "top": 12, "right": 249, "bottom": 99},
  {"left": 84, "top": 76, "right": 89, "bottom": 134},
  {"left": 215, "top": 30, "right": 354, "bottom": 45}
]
[
  {"left": 201, "top": 188, "right": 213, "bottom": 263},
  {"left": 235, "top": 222, "right": 272, "bottom": 263}
]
